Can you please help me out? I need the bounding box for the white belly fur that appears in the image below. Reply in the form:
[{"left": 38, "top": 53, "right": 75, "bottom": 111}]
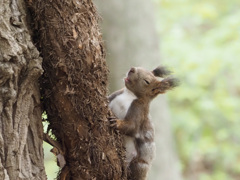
[
  {"left": 109, "top": 88, "right": 137, "bottom": 119},
  {"left": 124, "top": 136, "right": 137, "bottom": 164},
  {"left": 109, "top": 88, "right": 137, "bottom": 164}
]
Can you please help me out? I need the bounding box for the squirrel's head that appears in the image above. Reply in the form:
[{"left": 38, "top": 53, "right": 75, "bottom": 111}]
[{"left": 124, "top": 66, "right": 179, "bottom": 100}]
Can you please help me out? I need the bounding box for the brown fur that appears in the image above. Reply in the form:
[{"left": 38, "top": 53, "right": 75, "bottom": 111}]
[{"left": 109, "top": 66, "right": 179, "bottom": 180}]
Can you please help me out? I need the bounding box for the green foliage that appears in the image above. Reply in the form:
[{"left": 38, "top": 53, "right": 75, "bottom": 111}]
[
  {"left": 42, "top": 112, "right": 58, "bottom": 179},
  {"left": 154, "top": 0, "right": 240, "bottom": 179}
]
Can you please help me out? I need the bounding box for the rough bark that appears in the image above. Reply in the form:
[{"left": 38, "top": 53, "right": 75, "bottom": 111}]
[
  {"left": 95, "top": 1, "right": 183, "bottom": 180},
  {"left": 0, "top": 0, "right": 46, "bottom": 179},
  {"left": 27, "top": 0, "right": 126, "bottom": 179}
]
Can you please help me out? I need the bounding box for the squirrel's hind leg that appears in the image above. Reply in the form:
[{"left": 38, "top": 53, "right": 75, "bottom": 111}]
[
  {"left": 128, "top": 159, "right": 149, "bottom": 180},
  {"left": 128, "top": 141, "right": 155, "bottom": 180}
]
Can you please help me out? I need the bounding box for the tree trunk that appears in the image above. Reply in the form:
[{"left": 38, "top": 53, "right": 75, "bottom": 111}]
[
  {"left": 27, "top": 0, "right": 126, "bottom": 179},
  {"left": 95, "top": 1, "right": 183, "bottom": 180},
  {"left": 0, "top": 0, "right": 46, "bottom": 179}
]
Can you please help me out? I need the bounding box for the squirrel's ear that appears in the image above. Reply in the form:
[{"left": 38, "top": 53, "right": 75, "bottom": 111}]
[
  {"left": 152, "top": 66, "right": 172, "bottom": 77},
  {"left": 151, "top": 77, "right": 179, "bottom": 96}
]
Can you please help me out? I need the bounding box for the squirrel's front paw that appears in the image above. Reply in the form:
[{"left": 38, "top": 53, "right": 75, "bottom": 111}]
[
  {"left": 109, "top": 116, "right": 117, "bottom": 127},
  {"left": 109, "top": 118, "right": 122, "bottom": 129},
  {"left": 109, "top": 119, "right": 116, "bottom": 127}
]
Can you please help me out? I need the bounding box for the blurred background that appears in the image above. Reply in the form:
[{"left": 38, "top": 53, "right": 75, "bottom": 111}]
[{"left": 44, "top": 0, "right": 240, "bottom": 179}]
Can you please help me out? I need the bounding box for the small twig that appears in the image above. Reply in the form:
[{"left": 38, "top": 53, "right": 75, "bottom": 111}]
[
  {"left": 43, "top": 133, "right": 66, "bottom": 168},
  {"left": 43, "top": 133, "right": 63, "bottom": 155}
]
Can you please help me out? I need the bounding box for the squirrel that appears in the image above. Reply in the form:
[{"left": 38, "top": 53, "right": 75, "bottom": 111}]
[{"left": 108, "top": 66, "right": 179, "bottom": 180}]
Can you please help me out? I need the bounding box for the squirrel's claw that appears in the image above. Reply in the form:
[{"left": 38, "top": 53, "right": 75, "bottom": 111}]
[{"left": 109, "top": 119, "right": 117, "bottom": 128}]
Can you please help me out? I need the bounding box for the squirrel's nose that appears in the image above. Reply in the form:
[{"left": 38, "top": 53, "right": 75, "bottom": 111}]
[{"left": 129, "top": 67, "right": 136, "bottom": 73}]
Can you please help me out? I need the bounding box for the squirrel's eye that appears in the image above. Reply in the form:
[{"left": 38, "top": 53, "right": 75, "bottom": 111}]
[{"left": 144, "top": 79, "right": 150, "bottom": 85}]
